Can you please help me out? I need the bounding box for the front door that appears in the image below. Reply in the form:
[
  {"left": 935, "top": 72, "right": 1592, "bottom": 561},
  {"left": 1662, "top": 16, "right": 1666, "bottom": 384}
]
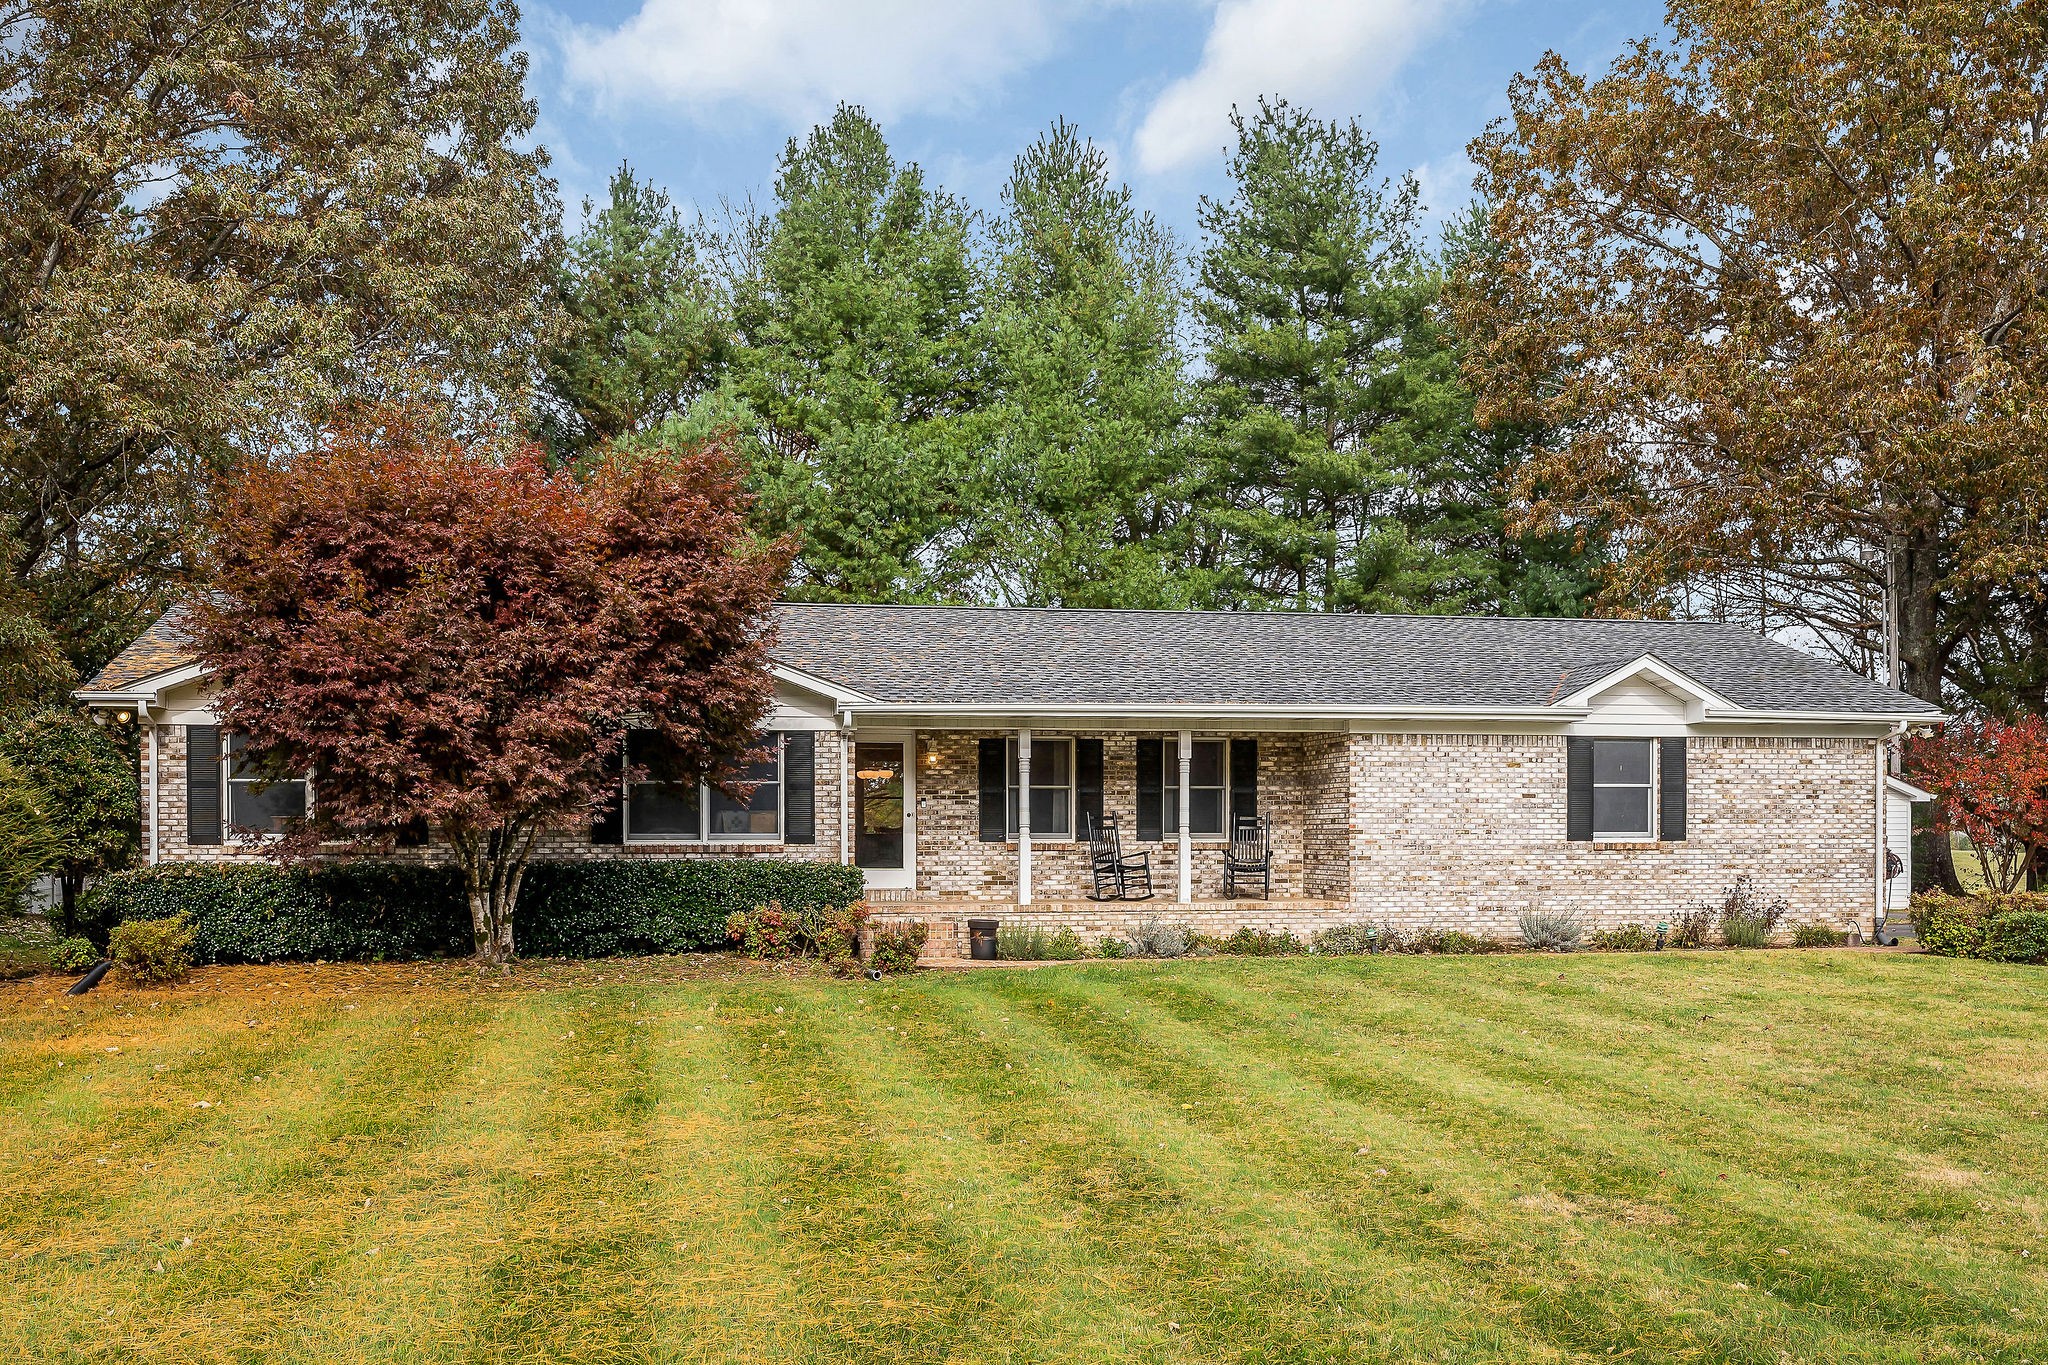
[{"left": 854, "top": 737, "right": 915, "bottom": 890}]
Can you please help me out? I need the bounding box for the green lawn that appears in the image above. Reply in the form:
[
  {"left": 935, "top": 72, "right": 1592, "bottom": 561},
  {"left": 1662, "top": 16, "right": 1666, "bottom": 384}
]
[{"left": 2, "top": 951, "right": 2044, "bottom": 1363}]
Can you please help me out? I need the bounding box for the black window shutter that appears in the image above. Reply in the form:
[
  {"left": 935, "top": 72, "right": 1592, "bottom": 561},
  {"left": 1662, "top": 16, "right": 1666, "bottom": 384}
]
[
  {"left": 1230, "top": 738, "right": 1259, "bottom": 830},
  {"left": 1566, "top": 737, "right": 1594, "bottom": 841},
  {"left": 783, "top": 731, "right": 816, "bottom": 844},
  {"left": 977, "top": 738, "right": 1006, "bottom": 842},
  {"left": 186, "top": 725, "right": 222, "bottom": 846},
  {"left": 1659, "top": 737, "right": 1687, "bottom": 841},
  {"left": 1135, "top": 738, "right": 1164, "bottom": 841},
  {"left": 1074, "top": 738, "right": 1104, "bottom": 839},
  {"left": 591, "top": 734, "right": 625, "bottom": 845}
]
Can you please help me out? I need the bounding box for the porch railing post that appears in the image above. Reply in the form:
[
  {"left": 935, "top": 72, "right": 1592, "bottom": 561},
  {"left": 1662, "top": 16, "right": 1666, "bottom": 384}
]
[
  {"left": 1018, "top": 726, "right": 1032, "bottom": 906},
  {"left": 1177, "top": 729, "right": 1192, "bottom": 902}
]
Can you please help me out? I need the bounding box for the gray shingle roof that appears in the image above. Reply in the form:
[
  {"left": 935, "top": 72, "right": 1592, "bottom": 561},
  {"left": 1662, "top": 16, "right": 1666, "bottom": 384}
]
[
  {"left": 76, "top": 599, "right": 1942, "bottom": 718},
  {"left": 771, "top": 604, "right": 1941, "bottom": 716}
]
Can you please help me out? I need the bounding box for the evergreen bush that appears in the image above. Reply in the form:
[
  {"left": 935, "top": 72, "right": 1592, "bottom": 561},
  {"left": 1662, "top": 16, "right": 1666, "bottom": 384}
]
[{"left": 80, "top": 858, "right": 864, "bottom": 963}]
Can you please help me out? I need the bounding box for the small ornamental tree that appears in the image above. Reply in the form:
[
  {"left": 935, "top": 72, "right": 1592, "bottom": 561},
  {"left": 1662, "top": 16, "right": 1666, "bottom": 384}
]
[
  {"left": 1907, "top": 717, "right": 2048, "bottom": 894},
  {"left": 0, "top": 709, "right": 140, "bottom": 931},
  {"left": 192, "top": 412, "right": 787, "bottom": 963}
]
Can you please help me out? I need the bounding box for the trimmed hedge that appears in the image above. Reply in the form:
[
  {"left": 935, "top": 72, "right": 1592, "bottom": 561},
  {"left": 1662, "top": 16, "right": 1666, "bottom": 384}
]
[
  {"left": 79, "top": 859, "right": 865, "bottom": 964},
  {"left": 1914, "top": 892, "right": 2048, "bottom": 964}
]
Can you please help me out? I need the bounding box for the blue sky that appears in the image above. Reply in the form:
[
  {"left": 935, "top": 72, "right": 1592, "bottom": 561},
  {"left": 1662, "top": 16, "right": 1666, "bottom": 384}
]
[{"left": 522, "top": 0, "right": 1666, "bottom": 243}]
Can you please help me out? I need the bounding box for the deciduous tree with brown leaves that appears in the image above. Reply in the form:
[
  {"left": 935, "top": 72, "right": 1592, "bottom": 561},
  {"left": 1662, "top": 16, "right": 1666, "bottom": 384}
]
[
  {"left": 1457, "top": 1, "right": 2048, "bottom": 722},
  {"left": 1, "top": 0, "right": 560, "bottom": 670},
  {"left": 192, "top": 413, "right": 786, "bottom": 963}
]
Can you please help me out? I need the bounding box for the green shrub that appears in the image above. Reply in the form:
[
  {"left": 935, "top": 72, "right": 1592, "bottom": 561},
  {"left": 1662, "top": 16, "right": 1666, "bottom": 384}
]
[
  {"left": 1410, "top": 927, "right": 1503, "bottom": 955},
  {"left": 108, "top": 914, "right": 195, "bottom": 984},
  {"left": 995, "top": 925, "right": 1092, "bottom": 961},
  {"left": 1096, "top": 936, "right": 1128, "bottom": 959},
  {"left": 80, "top": 858, "right": 865, "bottom": 963},
  {"left": 1980, "top": 910, "right": 2048, "bottom": 965},
  {"left": 725, "top": 898, "right": 870, "bottom": 973},
  {"left": 869, "top": 922, "right": 926, "bottom": 973},
  {"left": 50, "top": 935, "right": 98, "bottom": 971},
  {"left": 1714, "top": 876, "right": 1789, "bottom": 948},
  {"left": 1916, "top": 893, "right": 2048, "bottom": 964},
  {"left": 1792, "top": 922, "right": 1846, "bottom": 948},
  {"left": 1914, "top": 892, "right": 1990, "bottom": 957},
  {"left": 1210, "top": 927, "right": 1305, "bottom": 956},
  {"left": 1310, "top": 923, "right": 1389, "bottom": 955},
  {"left": 1518, "top": 910, "right": 1584, "bottom": 952},
  {"left": 1587, "top": 923, "right": 1654, "bottom": 952},
  {"left": 1045, "top": 927, "right": 1088, "bottom": 960}
]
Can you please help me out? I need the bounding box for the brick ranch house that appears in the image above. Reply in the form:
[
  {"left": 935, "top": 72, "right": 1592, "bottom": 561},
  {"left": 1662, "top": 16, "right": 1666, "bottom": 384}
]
[{"left": 78, "top": 603, "right": 1941, "bottom": 955}]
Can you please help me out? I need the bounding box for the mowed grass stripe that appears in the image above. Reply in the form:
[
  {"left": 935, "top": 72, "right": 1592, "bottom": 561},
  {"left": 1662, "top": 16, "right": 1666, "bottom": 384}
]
[
  {"left": 455, "top": 988, "right": 684, "bottom": 1364},
  {"left": 629, "top": 989, "right": 823, "bottom": 1363},
  {"left": 277, "top": 993, "right": 574, "bottom": 1363},
  {"left": 801, "top": 985, "right": 1234, "bottom": 1362},
  {"left": 974, "top": 967, "right": 1797, "bottom": 1364},
  {"left": 890, "top": 972, "right": 1551, "bottom": 1362},
  {"left": 716, "top": 984, "right": 1059, "bottom": 1364},
  {"left": 1108, "top": 964, "right": 2043, "bottom": 1358},
  {"left": 91, "top": 997, "right": 504, "bottom": 1364},
  {"left": 1301, "top": 960, "right": 2048, "bottom": 1237}
]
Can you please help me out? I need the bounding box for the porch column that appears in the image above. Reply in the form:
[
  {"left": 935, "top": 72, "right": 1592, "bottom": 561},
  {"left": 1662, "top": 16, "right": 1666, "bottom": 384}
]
[
  {"left": 1017, "top": 727, "right": 1032, "bottom": 905},
  {"left": 1177, "top": 729, "right": 1192, "bottom": 902}
]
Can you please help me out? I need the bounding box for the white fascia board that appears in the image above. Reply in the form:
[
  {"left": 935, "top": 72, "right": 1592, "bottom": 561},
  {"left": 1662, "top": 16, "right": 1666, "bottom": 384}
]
[
  {"left": 842, "top": 702, "right": 1593, "bottom": 724},
  {"left": 1698, "top": 707, "right": 1943, "bottom": 724},
  {"left": 74, "top": 660, "right": 212, "bottom": 710},
  {"left": 770, "top": 664, "right": 874, "bottom": 706},
  {"left": 1558, "top": 653, "right": 1740, "bottom": 712},
  {"left": 1886, "top": 776, "right": 1936, "bottom": 802}
]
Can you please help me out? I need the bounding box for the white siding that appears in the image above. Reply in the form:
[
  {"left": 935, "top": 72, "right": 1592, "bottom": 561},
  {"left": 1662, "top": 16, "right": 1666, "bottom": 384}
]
[
  {"left": 1886, "top": 789, "right": 1915, "bottom": 910},
  {"left": 1570, "top": 676, "right": 1690, "bottom": 736}
]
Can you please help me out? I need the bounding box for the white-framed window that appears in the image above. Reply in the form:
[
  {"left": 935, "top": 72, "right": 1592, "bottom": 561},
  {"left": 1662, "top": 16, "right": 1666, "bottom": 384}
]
[
  {"left": 626, "top": 732, "right": 783, "bottom": 843},
  {"left": 1005, "top": 737, "right": 1073, "bottom": 838},
  {"left": 223, "top": 733, "right": 308, "bottom": 835},
  {"left": 1164, "top": 739, "right": 1229, "bottom": 837},
  {"left": 1592, "top": 739, "right": 1655, "bottom": 839}
]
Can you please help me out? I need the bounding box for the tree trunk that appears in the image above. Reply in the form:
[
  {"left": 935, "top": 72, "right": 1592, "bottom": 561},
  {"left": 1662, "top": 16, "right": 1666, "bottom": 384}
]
[
  {"left": 453, "top": 823, "right": 538, "bottom": 965},
  {"left": 1894, "top": 529, "right": 1966, "bottom": 894}
]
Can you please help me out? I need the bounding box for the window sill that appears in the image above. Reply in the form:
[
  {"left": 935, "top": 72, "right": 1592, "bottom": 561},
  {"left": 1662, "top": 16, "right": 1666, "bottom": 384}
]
[
  {"left": 625, "top": 837, "right": 784, "bottom": 847},
  {"left": 1589, "top": 838, "right": 1674, "bottom": 851}
]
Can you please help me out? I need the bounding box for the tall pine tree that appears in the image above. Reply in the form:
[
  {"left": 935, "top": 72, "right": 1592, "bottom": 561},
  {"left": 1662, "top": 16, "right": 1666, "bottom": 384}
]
[
  {"left": 721, "top": 107, "right": 987, "bottom": 601},
  {"left": 538, "top": 165, "right": 727, "bottom": 463},
  {"left": 1193, "top": 98, "right": 1466, "bottom": 612},
  {"left": 968, "top": 120, "right": 1200, "bottom": 605}
]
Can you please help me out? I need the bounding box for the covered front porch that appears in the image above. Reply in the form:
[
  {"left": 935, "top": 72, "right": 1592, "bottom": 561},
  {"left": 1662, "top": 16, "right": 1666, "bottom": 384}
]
[{"left": 840, "top": 727, "right": 1354, "bottom": 909}]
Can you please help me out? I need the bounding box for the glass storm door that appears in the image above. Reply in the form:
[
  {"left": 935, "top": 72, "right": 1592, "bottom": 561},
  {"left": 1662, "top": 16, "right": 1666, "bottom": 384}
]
[{"left": 854, "top": 739, "right": 914, "bottom": 890}]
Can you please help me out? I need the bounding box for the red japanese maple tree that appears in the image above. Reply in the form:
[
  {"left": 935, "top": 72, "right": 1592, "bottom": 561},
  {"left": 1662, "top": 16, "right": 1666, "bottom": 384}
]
[
  {"left": 1906, "top": 716, "right": 2048, "bottom": 894},
  {"left": 192, "top": 411, "right": 787, "bottom": 962}
]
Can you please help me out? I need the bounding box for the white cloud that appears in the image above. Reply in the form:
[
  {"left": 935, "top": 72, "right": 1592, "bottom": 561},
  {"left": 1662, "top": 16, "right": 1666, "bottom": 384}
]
[
  {"left": 1133, "top": 0, "right": 1464, "bottom": 176},
  {"left": 560, "top": 0, "right": 1080, "bottom": 124}
]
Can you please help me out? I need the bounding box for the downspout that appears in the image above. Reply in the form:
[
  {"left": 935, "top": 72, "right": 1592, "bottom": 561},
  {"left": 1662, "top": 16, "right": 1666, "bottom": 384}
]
[
  {"left": 145, "top": 705, "right": 159, "bottom": 866},
  {"left": 1017, "top": 727, "right": 1032, "bottom": 906}
]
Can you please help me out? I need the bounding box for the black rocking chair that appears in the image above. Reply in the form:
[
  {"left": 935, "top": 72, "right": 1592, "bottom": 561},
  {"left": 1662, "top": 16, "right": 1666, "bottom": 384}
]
[
  {"left": 1086, "top": 813, "right": 1155, "bottom": 901},
  {"left": 1224, "top": 814, "right": 1272, "bottom": 899}
]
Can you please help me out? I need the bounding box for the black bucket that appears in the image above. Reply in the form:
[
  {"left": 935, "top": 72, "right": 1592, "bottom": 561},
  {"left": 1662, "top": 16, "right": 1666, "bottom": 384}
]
[{"left": 967, "top": 919, "right": 1000, "bottom": 961}]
